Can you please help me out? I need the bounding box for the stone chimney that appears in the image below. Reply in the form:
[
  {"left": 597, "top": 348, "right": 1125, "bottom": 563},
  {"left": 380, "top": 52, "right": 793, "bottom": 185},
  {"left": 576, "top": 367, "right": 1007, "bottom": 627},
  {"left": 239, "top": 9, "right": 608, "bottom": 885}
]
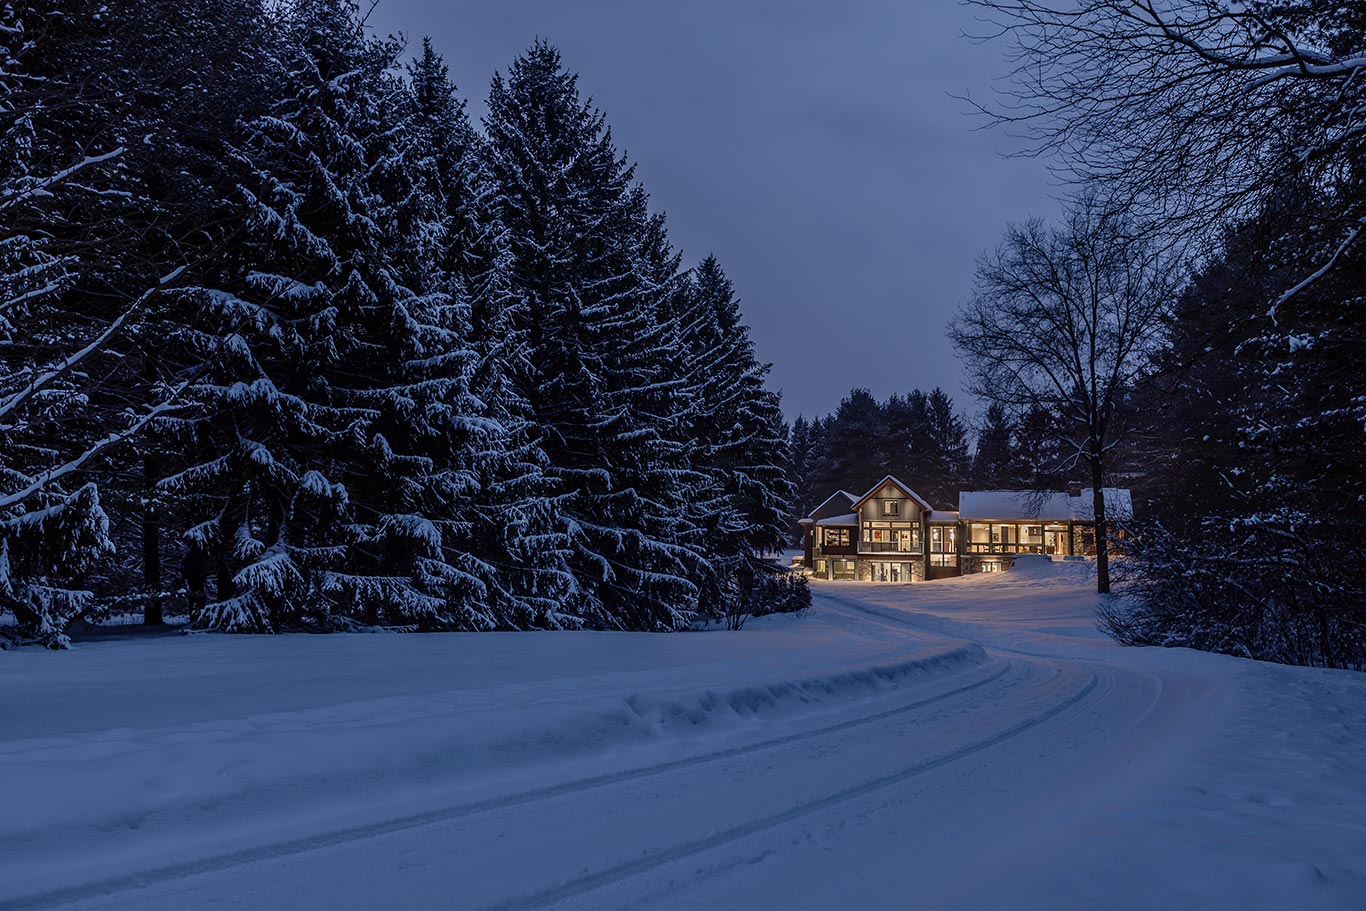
[{"left": 1067, "top": 481, "right": 1082, "bottom": 498}]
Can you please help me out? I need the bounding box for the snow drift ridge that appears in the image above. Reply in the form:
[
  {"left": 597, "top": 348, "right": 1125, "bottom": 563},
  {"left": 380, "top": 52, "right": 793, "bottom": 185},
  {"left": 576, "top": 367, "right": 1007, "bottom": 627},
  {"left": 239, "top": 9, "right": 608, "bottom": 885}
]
[{"left": 0, "top": 641, "right": 991, "bottom": 908}]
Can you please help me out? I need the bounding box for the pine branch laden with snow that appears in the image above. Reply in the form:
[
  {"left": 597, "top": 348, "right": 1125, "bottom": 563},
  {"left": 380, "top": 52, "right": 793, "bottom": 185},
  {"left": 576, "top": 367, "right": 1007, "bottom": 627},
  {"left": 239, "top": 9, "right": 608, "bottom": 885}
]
[{"left": 0, "top": 1, "right": 205, "bottom": 645}]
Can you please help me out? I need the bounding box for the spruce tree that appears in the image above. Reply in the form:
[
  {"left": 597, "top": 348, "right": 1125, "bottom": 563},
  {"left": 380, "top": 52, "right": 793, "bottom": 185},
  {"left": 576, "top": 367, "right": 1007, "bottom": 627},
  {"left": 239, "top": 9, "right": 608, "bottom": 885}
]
[
  {"left": 921, "top": 389, "right": 970, "bottom": 507},
  {"left": 0, "top": 0, "right": 222, "bottom": 644},
  {"left": 482, "top": 41, "right": 704, "bottom": 630},
  {"left": 882, "top": 392, "right": 924, "bottom": 483},
  {"left": 1014, "top": 404, "right": 1071, "bottom": 489},
  {"left": 161, "top": 0, "right": 541, "bottom": 632},
  {"left": 395, "top": 38, "right": 575, "bottom": 628},
  {"left": 676, "top": 255, "right": 794, "bottom": 618}
]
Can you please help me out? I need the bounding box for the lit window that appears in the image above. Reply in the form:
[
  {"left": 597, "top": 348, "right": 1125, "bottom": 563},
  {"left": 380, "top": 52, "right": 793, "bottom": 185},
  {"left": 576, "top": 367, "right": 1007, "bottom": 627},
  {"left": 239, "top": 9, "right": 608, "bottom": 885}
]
[
  {"left": 883, "top": 500, "right": 899, "bottom": 517},
  {"left": 930, "top": 526, "right": 957, "bottom": 553}
]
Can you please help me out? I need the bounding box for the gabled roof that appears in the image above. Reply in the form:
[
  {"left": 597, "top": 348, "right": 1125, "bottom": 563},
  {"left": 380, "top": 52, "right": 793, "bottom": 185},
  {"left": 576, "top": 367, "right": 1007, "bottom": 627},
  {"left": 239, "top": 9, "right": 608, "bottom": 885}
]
[
  {"left": 850, "top": 475, "right": 934, "bottom": 513},
  {"left": 805, "top": 489, "right": 858, "bottom": 520},
  {"left": 957, "top": 489, "right": 1132, "bottom": 522}
]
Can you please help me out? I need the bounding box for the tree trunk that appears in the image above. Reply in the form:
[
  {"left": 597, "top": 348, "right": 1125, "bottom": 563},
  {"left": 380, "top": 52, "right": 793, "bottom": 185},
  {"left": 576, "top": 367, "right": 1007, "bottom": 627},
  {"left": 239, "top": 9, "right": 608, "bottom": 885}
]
[
  {"left": 142, "top": 454, "right": 163, "bottom": 625},
  {"left": 217, "top": 484, "right": 243, "bottom": 608},
  {"left": 1089, "top": 452, "right": 1110, "bottom": 594}
]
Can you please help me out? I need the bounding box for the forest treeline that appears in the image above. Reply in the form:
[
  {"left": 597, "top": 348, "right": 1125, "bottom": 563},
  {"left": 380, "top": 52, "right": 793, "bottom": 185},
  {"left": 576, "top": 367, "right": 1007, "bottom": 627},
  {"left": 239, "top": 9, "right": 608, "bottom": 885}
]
[
  {"left": 0, "top": 0, "right": 803, "bottom": 646},
  {"left": 788, "top": 389, "right": 1071, "bottom": 529}
]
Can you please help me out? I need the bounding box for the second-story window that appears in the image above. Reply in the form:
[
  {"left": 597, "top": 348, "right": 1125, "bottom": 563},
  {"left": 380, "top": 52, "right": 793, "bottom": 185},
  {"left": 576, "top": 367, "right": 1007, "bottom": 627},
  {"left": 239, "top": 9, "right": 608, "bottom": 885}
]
[
  {"left": 823, "top": 527, "right": 851, "bottom": 547},
  {"left": 883, "top": 500, "right": 899, "bottom": 517}
]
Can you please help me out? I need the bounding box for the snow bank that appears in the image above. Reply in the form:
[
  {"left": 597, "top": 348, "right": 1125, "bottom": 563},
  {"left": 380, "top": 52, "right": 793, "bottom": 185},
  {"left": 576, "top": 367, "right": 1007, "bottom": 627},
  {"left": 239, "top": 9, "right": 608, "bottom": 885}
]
[
  {"left": 1006, "top": 553, "right": 1094, "bottom": 581},
  {"left": 0, "top": 620, "right": 986, "bottom": 905}
]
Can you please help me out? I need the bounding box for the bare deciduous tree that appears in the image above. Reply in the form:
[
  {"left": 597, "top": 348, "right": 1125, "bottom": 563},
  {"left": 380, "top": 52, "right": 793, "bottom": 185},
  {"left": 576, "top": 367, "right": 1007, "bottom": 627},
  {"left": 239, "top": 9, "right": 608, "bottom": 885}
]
[
  {"left": 950, "top": 195, "right": 1181, "bottom": 593},
  {"left": 966, "top": 0, "right": 1365, "bottom": 313}
]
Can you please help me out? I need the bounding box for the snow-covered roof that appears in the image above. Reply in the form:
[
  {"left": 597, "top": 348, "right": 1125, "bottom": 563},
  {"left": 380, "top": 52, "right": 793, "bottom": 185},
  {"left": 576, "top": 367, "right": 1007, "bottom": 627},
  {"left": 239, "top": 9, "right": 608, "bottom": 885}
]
[
  {"left": 957, "top": 489, "right": 1132, "bottom": 522},
  {"left": 805, "top": 489, "right": 859, "bottom": 519},
  {"left": 850, "top": 476, "right": 934, "bottom": 513},
  {"left": 814, "top": 512, "right": 858, "bottom": 526},
  {"left": 929, "top": 510, "right": 960, "bottom": 522}
]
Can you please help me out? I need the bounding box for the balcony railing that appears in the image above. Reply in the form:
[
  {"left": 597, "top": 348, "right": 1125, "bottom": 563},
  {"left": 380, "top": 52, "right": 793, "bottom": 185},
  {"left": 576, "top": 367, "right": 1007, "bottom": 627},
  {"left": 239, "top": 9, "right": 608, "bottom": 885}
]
[
  {"left": 965, "top": 543, "right": 1051, "bottom": 554},
  {"left": 858, "top": 542, "right": 923, "bottom": 555}
]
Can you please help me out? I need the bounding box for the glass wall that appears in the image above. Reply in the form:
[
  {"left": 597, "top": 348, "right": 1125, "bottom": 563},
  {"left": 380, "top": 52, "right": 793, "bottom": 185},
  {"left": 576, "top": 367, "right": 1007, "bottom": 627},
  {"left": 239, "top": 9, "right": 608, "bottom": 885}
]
[
  {"left": 966, "top": 522, "right": 1056, "bottom": 554},
  {"left": 929, "top": 525, "right": 958, "bottom": 567},
  {"left": 870, "top": 562, "right": 913, "bottom": 582},
  {"left": 859, "top": 522, "right": 921, "bottom": 553},
  {"left": 1044, "top": 525, "right": 1070, "bottom": 555}
]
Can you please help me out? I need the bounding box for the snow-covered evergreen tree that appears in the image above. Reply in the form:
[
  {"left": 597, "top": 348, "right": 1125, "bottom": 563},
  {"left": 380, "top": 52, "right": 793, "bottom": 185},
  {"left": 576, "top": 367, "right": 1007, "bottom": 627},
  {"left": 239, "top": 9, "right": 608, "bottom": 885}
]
[
  {"left": 3, "top": 11, "right": 800, "bottom": 642},
  {"left": 674, "top": 255, "right": 796, "bottom": 620},
  {"left": 0, "top": 0, "right": 191, "bottom": 645},
  {"left": 482, "top": 41, "right": 705, "bottom": 629},
  {"left": 387, "top": 37, "right": 575, "bottom": 629},
  {"left": 686, "top": 258, "right": 791, "bottom": 546},
  {"left": 161, "top": 0, "right": 555, "bottom": 633},
  {"left": 156, "top": 0, "right": 388, "bottom": 631}
]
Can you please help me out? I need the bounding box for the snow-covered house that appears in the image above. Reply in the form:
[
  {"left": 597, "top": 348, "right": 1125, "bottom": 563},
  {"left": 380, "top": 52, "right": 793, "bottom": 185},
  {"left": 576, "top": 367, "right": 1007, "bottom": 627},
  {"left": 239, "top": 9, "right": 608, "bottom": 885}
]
[{"left": 799, "top": 478, "right": 1131, "bottom": 581}]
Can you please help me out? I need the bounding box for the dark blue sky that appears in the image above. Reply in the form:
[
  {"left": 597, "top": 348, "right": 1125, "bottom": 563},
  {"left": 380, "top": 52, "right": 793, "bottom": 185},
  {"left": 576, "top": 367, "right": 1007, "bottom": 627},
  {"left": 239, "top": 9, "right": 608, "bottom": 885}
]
[{"left": 367, "top": 0, "right": 1057, "bottom": 421}]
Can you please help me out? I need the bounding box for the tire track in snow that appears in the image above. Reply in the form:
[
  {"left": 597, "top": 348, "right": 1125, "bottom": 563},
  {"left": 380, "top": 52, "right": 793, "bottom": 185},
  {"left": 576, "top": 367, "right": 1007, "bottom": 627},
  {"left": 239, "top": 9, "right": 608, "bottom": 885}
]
[
  {"left": 0, "top": 657, "right": 1020, "bottom": 911},
  {"left": 815, "top": 589, "right": 1085, "bottom": 661},
  {"left": 479, "top": 667, "right": 1104, "bottom": 911}
]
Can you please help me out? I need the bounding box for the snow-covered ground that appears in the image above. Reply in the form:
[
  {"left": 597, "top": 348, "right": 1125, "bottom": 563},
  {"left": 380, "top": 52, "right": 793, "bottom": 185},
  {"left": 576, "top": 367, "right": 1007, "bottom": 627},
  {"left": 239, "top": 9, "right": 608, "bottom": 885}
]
[{"left": 3, "top": 558, "right": 1364, "bottom": 910}]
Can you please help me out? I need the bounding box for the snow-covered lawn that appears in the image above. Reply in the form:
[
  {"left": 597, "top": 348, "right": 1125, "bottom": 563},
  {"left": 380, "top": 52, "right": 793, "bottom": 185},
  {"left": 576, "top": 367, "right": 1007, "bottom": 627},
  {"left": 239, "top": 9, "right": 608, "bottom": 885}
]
[{"left": 2, "top": 559, "right": 1364, "bottom": 910}]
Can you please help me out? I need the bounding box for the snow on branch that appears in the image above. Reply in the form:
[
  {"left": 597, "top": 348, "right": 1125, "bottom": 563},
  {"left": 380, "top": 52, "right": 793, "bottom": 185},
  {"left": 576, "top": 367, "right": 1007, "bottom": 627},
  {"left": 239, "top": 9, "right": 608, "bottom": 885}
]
[
  {"left": 0, "top": 147, "right": 126, "bottom": 213},
  {"left": 0, "top": 265, "right": 187, "bottom": 423}
]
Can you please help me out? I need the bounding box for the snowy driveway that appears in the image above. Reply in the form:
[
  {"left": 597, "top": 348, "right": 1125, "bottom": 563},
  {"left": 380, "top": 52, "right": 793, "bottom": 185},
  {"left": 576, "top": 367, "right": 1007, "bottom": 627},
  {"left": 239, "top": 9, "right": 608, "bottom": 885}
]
[{"left": 2, "top": 563, "right": 1364, "bottom": 909}]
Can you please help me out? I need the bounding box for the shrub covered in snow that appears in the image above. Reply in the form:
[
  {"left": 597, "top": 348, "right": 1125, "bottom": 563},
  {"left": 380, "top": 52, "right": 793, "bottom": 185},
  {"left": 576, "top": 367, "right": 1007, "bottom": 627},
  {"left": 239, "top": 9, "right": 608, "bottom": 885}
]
[{"left": 1102, "top": 522, "right": 1365, "bottom": 672}]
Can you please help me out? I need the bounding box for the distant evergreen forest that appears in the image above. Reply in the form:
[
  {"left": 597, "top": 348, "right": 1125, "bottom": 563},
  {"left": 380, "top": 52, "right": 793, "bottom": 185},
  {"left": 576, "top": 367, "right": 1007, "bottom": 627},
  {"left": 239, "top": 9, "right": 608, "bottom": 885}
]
[
  {"left": 788, "top": 388, "right": 1073, "bottom": 531},
  {"left": 0, "top": 0, "right": 803, "bottom": 646}
]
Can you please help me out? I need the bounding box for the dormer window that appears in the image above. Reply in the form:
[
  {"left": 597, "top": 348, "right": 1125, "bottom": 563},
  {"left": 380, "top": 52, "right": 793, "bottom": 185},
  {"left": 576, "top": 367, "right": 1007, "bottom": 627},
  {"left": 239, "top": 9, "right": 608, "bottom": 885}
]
[{"left": 883, "top": 500, "right": 899, "bottom": 517}]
